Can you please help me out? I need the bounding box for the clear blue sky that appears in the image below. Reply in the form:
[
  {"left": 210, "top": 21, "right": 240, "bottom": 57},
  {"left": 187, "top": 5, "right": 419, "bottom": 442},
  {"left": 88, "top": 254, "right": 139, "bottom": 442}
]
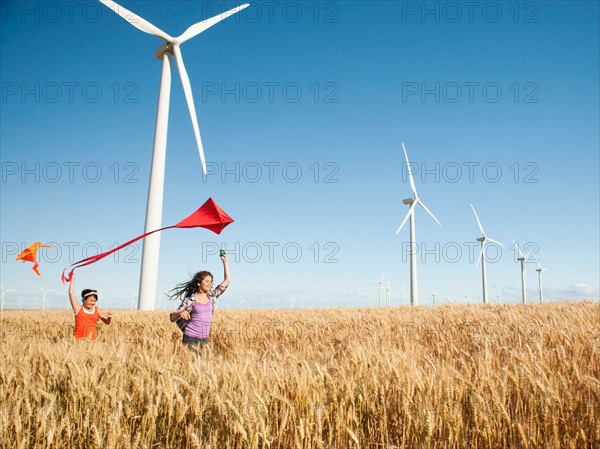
[{"left": 1, "top": 1, "right": 598, "bottom": 310}]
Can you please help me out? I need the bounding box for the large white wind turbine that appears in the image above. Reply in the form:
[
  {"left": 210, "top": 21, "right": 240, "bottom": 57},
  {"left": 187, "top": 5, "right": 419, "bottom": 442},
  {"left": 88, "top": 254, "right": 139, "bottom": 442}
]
[
  {"left": 396, "top": 143, "right": 441, "bottom": 306},
  {"left": 513, "top": 240, "right": 533, "bottom": 304},
  {"left": 471, "top": 204, "right": 503, "bottom": 304},
  {"left": 534, "top": 257, "right": 549, "bottom": 303},
  {"left": 99, "top": 1, "right": 249, "bottom": 310}
]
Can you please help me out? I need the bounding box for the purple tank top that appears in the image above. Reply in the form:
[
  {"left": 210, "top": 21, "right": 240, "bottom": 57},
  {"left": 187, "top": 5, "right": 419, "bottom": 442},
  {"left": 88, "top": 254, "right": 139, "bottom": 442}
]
[{"left": 183, "top": 301, "right": 213, "bottom": 339}]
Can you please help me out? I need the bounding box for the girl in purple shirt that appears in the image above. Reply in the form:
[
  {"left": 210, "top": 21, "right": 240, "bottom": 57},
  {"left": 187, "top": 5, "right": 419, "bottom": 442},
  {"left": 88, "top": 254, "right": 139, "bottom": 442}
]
[{"left": 169, "top": 251, "right": 230, "bottom": 349}]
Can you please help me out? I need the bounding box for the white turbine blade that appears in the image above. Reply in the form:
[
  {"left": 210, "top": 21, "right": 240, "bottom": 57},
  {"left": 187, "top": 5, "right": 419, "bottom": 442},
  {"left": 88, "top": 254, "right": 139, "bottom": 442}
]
[
  {"left": 470, "top": 204, "right": 486, "bottom": 236},
  {"left": 487, "top": 237, "right": 504, "bottom": 247},
  {"left": 416, "top": 199, "right": 441, "bottom": 226},
  {"left": 177, "top": 4, "right": 250, "bottom": 43},
  {"left": 380, "top": 272, "right": 385, "bottom": 282},
  {"left": 396, "top": 201, "right": 417, "bottom": 234},
  {"left": 476, "top": 240, "right": 486, "bottom": 268},
  {"left": 402, "top": 143, "right": 418, "bottom": 197},
  {"left": 512, "top": 239, "right": 525, "bottom": 258},
  {"left": 98, "top": 0, "right": 173, "bottom": 41},
  {"left": 172, "top": 46, "right": 207, "bottom": 174}
]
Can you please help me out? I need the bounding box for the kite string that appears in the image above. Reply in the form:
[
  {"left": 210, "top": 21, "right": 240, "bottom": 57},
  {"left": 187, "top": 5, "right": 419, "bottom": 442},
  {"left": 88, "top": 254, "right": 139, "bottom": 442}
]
[{"left": 61, "top": 225, "right": 175, "bottom": 283}]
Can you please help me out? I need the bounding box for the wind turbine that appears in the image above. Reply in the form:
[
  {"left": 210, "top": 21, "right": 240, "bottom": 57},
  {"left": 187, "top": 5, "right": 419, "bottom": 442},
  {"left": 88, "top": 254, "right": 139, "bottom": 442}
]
[
  {"left": 496, "top": 289, "right": 503, "bottom": 303},
  {"left": 534, "top": 257, "right": 549, "bottom": 303},
  {"left": 471, "top": 204, "right": 503, "bottom": 304},
  {"left": 1, "top": 285, "right": 15, "bottom": 311},
  {"left": 373, "top": 272, "right": 385, "bottom": 306},
  {"left": 396, "top": 143, "right": 441, "bottom": 306},
  {"left": 39, "top": 287, "right": 54, "bottom": 311},
  {"left": 385, "top": 280, "right": 391, "bottom": 306},
  {"left": 99, "top": 1, "right": 249, "bottom": 310},
  {"left": 513, "top": 240, "right": 533, "bottom": 304}
]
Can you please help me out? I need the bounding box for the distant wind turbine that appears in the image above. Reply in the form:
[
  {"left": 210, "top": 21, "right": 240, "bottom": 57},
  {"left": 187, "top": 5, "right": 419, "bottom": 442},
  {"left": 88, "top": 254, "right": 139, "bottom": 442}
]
[
  {"left": 1, "top": 285, "right": 15, "bottom": 311},
  {"left": 513, "top": 240, "right": 533, "bottom": 304},
  {"left": 385, "top": 280, "right": 391, "bottom": 306},
  {"left": 534, "top": 257, "right": 549, "bottom": 303},
  {"left": 373, "top": 272, "right": 385, "bottom": 306},
  {"left": 396, "top": 143, "right": 441, "bottom": 306},
  {"left": 39, "top": 287, "right": 54, "bottom": 311},
  {"left": 471, "top": 204, "right": 503, "bottom": 304},
  {"left": 98, "top": 0, "right": 249, "bottom": 310}
]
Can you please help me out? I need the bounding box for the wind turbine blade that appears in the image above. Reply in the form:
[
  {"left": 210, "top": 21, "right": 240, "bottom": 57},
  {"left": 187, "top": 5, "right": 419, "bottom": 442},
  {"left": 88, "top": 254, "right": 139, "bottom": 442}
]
[
  {"left": 396, "top": 201, "right": 417, "bottom": 234},
  {"left": 402, "top": 143, "right": 418, "bottom": 197},
  {"left": 487, "top": 237, "right": 503, "bottom": 247},
  {"left": 177, "top": 4, "right": 250, "bottom": 43},
  {"left": 172, "top": 46, "right": 207, "bottom": 174},
  {"left": 470, "top": 204, "right": 486, "bottom": 236},
  {"left": 98, "top": 0, "right": 173, "bottom": 41},
  {"left": 380, "top": 272, "right": 385, "bottom": 282},
  {"left": 417, "top": 199, "right": 442, "bottom": 226},
  {"left": 476, "top": 240, "right": 486, "bottom": 268},
  {"left": 513, "top": 239, "right": 524, "bottom": 258}
]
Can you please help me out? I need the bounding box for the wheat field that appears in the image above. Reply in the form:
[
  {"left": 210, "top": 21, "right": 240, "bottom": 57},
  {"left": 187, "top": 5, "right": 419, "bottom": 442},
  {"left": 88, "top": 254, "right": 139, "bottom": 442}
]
[{"left": 1, "top": 301, "right": 598, "bottom": 449}]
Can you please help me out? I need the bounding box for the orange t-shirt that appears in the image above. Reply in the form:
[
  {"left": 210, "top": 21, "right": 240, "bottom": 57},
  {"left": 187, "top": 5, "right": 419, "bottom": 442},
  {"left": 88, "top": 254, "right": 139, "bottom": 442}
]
[{"left": 73, "top": 306, "right": 99, "bottom": 341}]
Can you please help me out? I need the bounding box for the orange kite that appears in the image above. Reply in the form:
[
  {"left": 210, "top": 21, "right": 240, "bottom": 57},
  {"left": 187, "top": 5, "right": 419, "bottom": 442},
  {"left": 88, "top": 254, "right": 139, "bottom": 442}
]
[{"left": 16, "top": 242, "right": 52, "bottom": 276}]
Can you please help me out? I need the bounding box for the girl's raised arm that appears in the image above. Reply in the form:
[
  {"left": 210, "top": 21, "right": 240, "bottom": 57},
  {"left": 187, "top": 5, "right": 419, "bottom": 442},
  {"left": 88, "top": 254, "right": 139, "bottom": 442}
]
[
  {"left": 68, "top": 275, "right": 81, "bottom": 314},
  {"left": 219, "top": 252, "right": 230, "bottom": 289}
]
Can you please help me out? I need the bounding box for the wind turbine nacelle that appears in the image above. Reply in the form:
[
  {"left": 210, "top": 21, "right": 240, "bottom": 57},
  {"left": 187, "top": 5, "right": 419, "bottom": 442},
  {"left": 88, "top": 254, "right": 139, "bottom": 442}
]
[
  {"left": 402, "top": 198, "right": 414, "bottom": 205},
  {"left": 154, "top": 42, "right": 172, "bottom": 60}
]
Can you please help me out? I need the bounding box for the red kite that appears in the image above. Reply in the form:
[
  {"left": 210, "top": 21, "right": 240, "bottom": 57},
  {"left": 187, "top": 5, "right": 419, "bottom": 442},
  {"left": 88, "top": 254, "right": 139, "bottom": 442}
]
[
  {"left": 16, "top": 242, "right": 52, "bottom": 276},
  {"left": 61, "top": 198, "right": 233, "bottom": 283}
]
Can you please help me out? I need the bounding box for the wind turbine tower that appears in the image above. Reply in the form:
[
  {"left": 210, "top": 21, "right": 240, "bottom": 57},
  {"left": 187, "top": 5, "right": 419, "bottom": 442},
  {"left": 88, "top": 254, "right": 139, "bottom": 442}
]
[
  {"left": 396, "top": 143, "right": 441, "bottom": 306},
  {"left": 471, "top": 204, "right": 503, "bottom": 304},
  {"left": 39, "top": 287, "right": 54, "bottom": 311},
  {"left": 513, "top": 240, "right": 532, "bottom": 304},
  {"left": 535, "top": 257, "right": 549, "bottom": 303},
  {"left": 373, "top": 272, "right": 385, "bottom": 306}
]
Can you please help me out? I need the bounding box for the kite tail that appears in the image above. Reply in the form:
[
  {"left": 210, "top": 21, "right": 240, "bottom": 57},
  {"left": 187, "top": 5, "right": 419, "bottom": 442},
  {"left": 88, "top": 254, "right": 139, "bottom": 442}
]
[{"left": 61, "top": 225, "right": 175, "bottom": 283}]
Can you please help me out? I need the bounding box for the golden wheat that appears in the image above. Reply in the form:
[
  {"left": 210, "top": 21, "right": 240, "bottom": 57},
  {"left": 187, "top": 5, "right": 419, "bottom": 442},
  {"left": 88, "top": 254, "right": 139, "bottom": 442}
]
[{"left": 0, "top": 301, "right": 598, "bottom": 449}]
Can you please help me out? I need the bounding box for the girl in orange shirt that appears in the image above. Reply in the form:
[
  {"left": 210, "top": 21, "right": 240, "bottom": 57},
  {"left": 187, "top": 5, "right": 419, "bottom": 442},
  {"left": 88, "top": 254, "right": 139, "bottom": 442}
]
[{"left": 68, "top": 274, "right": 112, "bottom": 341}]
